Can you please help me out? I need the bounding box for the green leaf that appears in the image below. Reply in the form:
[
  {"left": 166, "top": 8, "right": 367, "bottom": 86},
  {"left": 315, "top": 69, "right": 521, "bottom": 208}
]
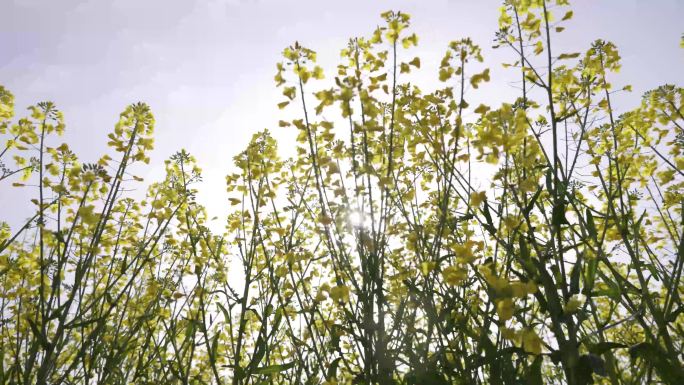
[
  {"left": 592, "top": 281, "right": 620, "bottom": 301},
  {"left": 217, "top": 302, "right": 231, "bottom": 322},
  {"left": 667, "top": 305, "right": 684, "bottom": 323},
  {"left": 264, "top": 304, "right": 274, "bottom": 318},
  {"left": 326, "top": 357, "right": 342, "bottom": 380},
  {"left": 558, "top": 52, "right": 580, "bottom": 60},
  {"left": 584, "top": 257, "right": 598, "bottom": 296},
  {"left": 523, "top": 187, "right": 543, "bottom": 218},
  {"left": 588, "top": 341, "right": 626, "bottom": 355},
  {"left": 408, "top": 371, "right": 449, "bottom": 385},
  {"left": 272, "top": 307, "right": 283, "bottom": 331},
  {"left": 579, "top": 353, "right": 607, "bottom": 378},
  {"left": 482, "top": 202, "right": 495, "bottom": 234},
  {"left": 524, "top": 356, "right": 543, "bottom": 385},
  {"left": 249, "top": 335, "right": 266, "bottom": 371},
  {"left": 552, "top": 201, "right": 569, "bottom": 227},
  {"left": 629, "top": 342, "right": 684, "bottom": 383},
  {"left": 570, "top": 252, "right": 582, "bottom": 295},
  {"left": 585, "top": 208, "right": 597, "bottom": 239},
  {"left": 252, "top": 361, "right": 295, "bottom": 375},
  {"left": 27, "top": 318, "right": 50, "bottom": 350},
  {"left": 519, "top": 236, "right": 530, "bottom": 261},
  {"left": 210, "top": 333, "right": 220, "bottom": 359},
  {"left": 518, "top": 236, "right": 536, "bottom": 276}
]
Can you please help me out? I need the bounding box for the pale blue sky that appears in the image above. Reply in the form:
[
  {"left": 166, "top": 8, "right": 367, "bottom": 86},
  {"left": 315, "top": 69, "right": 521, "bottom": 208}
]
[{"left": 1, "top": 0, "right": 682, "bottom": 226}]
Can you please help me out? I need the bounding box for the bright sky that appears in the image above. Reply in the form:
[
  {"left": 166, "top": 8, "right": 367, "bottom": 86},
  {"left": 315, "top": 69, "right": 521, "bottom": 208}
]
[{"left": 1, "top": 0, "right": 682, "bottom": 229}]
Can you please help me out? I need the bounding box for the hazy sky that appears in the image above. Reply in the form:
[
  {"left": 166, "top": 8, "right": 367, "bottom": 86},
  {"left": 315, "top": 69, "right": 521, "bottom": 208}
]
[{"left": 1, "top": 0, "right": 682, "bottom": 227}]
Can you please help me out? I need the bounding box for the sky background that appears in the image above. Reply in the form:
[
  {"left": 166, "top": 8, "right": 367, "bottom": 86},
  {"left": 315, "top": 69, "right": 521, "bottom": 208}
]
[{"left": 1, "top": 0, "right": 683, "bottom": 229}]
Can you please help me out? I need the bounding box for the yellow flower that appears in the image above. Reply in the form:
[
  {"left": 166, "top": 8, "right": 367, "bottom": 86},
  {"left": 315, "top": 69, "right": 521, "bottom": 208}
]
[
  {"left": 470, "top": 191, "right": 487, "bottom": 207},
  {"left": 442, "top": 266, "right": 467, "bottom": 286},
  {"left": 78, "top": 205, "right": 99, "bottom": 226},
  {"left": 420, "top": 261, "right": 436, "bottom": 276},
  {"left": 563, "top": 294, "right": 585, "bottom": 314},
  {"left": 521, "top": 328, "right": 543, "bottom": 355},
  {"left": 330, "top": 285, "right": 350, "bottom": 303},
  {"left": 496, "top": 298, "right": 514, "bottom": 321}
]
